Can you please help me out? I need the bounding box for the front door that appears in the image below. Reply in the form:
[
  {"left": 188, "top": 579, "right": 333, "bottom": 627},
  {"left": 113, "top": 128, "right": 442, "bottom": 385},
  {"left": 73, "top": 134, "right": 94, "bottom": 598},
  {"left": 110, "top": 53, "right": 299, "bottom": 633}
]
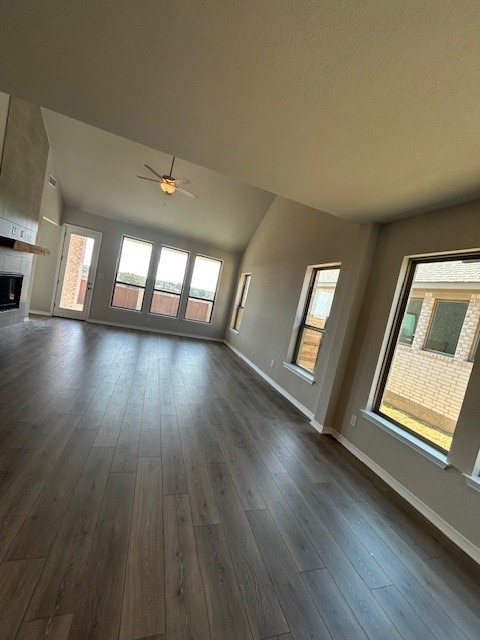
[{"left": 53, "top": 224, "right": 102, "bottom": 320}]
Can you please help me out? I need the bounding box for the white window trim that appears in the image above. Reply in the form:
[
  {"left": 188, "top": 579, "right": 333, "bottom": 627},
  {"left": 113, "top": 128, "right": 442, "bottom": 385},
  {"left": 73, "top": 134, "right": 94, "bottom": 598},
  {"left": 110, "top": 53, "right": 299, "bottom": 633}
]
[
  {"left": 283, "top": 361, "right": 315, "bottom": 384},
  {"left": 367, "top": 250, "right": 480, "bottom": 468},
  {"left": 230, "top": 272, "right": 251, "bottom": 332},
  {"left": 463, "top": 474, "right": 480, "bottom": 494},
  {"left": 287, "top": 262, "right": 342, "bottom": 373},
  {"left": 361, "top": 410, "right": 449, "bottom": 469},
  {"left": 464, "top": 450, "right": 480, "bottom": 493}
]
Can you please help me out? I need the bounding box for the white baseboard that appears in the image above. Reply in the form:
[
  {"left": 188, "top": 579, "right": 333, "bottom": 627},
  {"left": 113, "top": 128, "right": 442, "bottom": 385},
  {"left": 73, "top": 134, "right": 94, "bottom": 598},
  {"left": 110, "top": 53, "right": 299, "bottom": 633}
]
[
  {"left": 223, "top": 341, "right": 314, "bottom": 420},
  {"left": 310, "top": 419, "right": 330, "bottom": 434},
  {"left": 87, "top": 318, "right": 223, "bottom": 342},
  {"left": 329, "top": 428, "right": 480, "bottom": 566},
  {"left": 30, "top": 310, "right": 53, "bottom": 316},
  {"left": 225, "top": 340, "right": 479, "bottom": 564}
]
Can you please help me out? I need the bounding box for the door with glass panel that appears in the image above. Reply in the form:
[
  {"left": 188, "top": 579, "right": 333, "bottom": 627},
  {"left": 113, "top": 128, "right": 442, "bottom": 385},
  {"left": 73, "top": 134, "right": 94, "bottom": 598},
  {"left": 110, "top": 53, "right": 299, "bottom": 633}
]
[{"left": 53, "top": 225, "right": 102, "bottom": 320}]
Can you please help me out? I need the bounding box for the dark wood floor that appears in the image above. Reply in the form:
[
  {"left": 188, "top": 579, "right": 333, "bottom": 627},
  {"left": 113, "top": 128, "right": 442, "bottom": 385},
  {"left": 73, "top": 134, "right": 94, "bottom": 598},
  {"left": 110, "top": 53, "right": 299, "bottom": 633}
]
[{"left": 0, "top": 317, "right": 479, "bottom": 640}]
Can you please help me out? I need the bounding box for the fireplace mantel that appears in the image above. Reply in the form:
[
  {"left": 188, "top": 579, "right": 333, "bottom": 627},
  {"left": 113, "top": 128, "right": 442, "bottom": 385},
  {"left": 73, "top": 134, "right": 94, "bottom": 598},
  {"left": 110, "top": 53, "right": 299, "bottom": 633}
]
[{"left": 0, "top": 235, "right": 51, "bottom": 256}]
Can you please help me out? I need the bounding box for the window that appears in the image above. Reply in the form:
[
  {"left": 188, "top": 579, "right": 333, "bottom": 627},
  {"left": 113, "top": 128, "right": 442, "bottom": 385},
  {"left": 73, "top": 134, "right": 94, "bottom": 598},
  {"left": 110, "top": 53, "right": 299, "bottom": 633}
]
[
  {"left": 150, "top": 246, "right": 189, "bottom": 317},
  {"left": 398, "top": 298, "right": 423, "bottom": 345},
  {"left": 232, "top": 273, "right": 251, "bottom": 331},
  {"left": 424, "top": 300, "right": 468, "bottom": 355},
  {"left": 112, "top": 236, "right": 153, "bottom": 311},
  {"left": 185, "top": 255, "right": 222, "bottom": 323},
  {"left": 375, "top": 255, "right": 480, "bottom": 453},
  {"left": 293, "top": 266, "right": 341, "bottom": 373}
]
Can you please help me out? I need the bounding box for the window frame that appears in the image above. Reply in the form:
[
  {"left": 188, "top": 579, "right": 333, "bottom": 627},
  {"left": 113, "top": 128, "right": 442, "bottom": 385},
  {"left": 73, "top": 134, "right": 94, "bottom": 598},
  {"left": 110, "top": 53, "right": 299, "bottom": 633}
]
[
  {"left": 184, "top": 254, "right": 223, "bottom": 325},
  {"left": 373, "top": 251, "right": 480, "bottom": 455},
  {"left": 232, "top": 273, "right": 251, "bottom": 332},
  {"left": 469, "top": 322, "right": 480, "bottom": 362},
  {"left": 149, "top": 245, "right": 190, "bottom": 318},
  {"left": 111, "top": 235, "right": 154, "bottom": 312},
  {"left": 292, "top": 265, "right": 339, "bottom": 374}
]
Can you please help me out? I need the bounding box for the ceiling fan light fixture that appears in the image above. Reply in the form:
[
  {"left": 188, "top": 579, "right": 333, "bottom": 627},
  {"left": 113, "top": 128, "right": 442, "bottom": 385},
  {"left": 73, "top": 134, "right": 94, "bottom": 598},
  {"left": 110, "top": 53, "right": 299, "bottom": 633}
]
[{"left": 160, "top": 180, "right": 176, "bottom": 195}]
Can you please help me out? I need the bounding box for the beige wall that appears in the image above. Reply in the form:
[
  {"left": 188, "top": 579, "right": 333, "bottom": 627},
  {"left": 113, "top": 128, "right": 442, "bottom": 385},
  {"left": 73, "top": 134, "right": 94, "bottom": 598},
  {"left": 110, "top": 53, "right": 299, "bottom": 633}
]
[
  {"left": 226, "top": 194, "right": 480, "bottom": 555},
  {"left": 60, "top": 207, "right": 240, "bottom": 340},
  {"left": 225, "top": 195, "right": 377, "bottom": 417},
  {"left": 334, "top": 201, "right": 480, "bottom": 549},
  {"left": 0, "top": 92, "right": 8, "bottom": 160},
  {"left": 30, "top": 149, "right": 64, "bottom": 314}
]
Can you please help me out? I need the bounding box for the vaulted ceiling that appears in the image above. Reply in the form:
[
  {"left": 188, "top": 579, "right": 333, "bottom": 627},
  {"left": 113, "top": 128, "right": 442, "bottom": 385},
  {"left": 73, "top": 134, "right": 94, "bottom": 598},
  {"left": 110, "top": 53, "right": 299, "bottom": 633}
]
[
  {"left": 2, "top": 1, "right": 480, "bottom": 223},
  {"left": 41, "top": 109, "right": 274, "bottom": 252}
]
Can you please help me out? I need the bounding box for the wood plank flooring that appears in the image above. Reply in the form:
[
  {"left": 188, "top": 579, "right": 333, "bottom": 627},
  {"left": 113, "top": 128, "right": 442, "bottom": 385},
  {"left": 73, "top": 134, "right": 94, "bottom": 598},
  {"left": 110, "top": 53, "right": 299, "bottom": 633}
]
[{"left": 0, "top": 316, "right": 479, "bottom": 640}]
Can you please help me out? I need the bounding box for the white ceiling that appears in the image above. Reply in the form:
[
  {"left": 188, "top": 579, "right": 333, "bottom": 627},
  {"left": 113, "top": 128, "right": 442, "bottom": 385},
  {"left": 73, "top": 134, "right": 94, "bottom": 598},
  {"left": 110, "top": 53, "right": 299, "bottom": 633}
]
[
  {"left": 2, "top": 1, "right": 480, "bottom": 222},
  {"left": 41, "top": 109, "right": 274, "bottom": 252}
]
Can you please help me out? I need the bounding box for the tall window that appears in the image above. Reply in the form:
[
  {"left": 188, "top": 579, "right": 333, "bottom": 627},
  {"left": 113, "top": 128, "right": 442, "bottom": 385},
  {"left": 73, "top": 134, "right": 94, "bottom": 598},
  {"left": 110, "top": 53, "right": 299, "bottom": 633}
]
[
  {"left": 112, "top": 237, "right": 153, "bottom": 311},
  {"left": 375, "top": 254, "right": 480, "bottom": 453},
  {"left": 185, "top": 255, "right": 222, "bottom": 323},
  {"left": 398, "top": 298, "right": 423, "bottom": 345},
  {"left": 424, "top": 300, "right": 468, "bottom": 355},
  {"left": 150, "top": 247, "right": 189, "bottom": 317},
  {"left": 293, "top": 266, "right": 341, "bottom": 373},
  {"left": 232, "top": 273, "right": 251, "bottom": 331}
]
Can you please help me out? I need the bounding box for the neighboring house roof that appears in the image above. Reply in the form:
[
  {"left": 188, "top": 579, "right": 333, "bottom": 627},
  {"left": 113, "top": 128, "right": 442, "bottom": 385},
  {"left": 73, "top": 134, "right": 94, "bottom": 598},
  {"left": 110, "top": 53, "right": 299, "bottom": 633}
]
[{"left": 415, "top": 261, "right": 480, "bottom": 284}]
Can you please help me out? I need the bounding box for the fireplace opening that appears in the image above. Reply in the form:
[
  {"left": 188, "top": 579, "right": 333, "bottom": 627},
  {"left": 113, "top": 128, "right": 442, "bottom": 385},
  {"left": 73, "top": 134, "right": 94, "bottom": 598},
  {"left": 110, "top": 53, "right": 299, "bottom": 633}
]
[{"left": 0, "top": 273, "right": 23, "bottom": 311}]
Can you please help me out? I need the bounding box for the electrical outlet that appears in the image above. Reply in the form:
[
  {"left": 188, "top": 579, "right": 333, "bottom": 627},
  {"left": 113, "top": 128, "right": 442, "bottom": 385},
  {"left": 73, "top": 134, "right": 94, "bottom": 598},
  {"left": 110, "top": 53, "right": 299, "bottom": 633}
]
[
  {"left": 20, "top": 230, "right": 25, "bottom": 238},
  {"left": 11, "top": 225, "right": 17, "bottom": 236},
  {"left": 350, "top": 414, "right": 358, "bottom": 427},
  {"left": 270, "top": 360, "right": 275, "bottom": 368}
]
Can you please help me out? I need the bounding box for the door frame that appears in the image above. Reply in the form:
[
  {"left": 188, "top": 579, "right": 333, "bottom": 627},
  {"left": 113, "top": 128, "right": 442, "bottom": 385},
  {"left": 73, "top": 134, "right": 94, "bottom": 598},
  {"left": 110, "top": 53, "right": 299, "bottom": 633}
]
[{"left": 53, "top": 224, "right": 103, "bottom": 320}]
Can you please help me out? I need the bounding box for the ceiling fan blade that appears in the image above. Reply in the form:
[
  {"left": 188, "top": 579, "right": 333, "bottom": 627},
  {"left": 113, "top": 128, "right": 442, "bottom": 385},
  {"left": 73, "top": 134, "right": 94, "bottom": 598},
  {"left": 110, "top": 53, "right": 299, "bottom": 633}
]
[
  {"left": 176, "top": 186, "right": 198, "bottom": 199},
  {"left": 144, "top": 164, "right": 163, "bottom": 179},
  {"left": 137, "top": 175, "right": 160, "bottom": 182},
  {"left": 172, "top": 178, "right": 190, "bottom": 186}
]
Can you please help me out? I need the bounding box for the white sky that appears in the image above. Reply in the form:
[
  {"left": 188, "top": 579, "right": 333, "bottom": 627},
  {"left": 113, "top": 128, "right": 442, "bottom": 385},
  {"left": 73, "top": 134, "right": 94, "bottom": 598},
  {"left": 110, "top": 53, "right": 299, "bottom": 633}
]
[
  {"left": 118, "top": 238, "right": 221, "bottom": 291},
  {"left": 118, "top": 237, "right": 153, "bottom": 276},
  {"left": 156, "top": 247, "right": 188, "bottom": 283},
  {"left": 190, "top": 255, "right": 221, "bottom": 293},
  {"left": 82, "top": 237, "right": 95, "bottom": 267}
]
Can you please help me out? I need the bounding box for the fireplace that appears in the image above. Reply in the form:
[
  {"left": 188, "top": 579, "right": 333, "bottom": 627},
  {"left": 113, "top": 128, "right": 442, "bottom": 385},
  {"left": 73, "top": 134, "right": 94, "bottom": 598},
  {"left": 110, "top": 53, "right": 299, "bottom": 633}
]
[{"left": 0, "top": 273, "right": 23, "bottom": 311}]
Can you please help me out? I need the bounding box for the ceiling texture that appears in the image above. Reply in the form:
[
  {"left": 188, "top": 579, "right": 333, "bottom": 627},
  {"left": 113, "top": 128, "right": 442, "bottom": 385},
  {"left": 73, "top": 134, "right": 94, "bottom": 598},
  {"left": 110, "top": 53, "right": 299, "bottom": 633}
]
[
  {"left": 2, "top": 1, "right": 480, "bottom": 225},
  {"left": 41, "top": 109, "right": 274, "bottom": 252}
]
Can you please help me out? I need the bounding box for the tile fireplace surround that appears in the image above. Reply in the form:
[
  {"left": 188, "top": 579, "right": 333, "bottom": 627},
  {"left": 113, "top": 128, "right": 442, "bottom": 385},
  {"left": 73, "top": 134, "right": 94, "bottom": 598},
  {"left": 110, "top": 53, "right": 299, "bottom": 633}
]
[
  {"left": 0, "top": 248, "right": 33, "bottom": 327},
  {"left": 0, "top": 271, "right": 23, "bottom": 312},
  {"left": 0, "top": 96, "right": 49, "bottom": 328}
]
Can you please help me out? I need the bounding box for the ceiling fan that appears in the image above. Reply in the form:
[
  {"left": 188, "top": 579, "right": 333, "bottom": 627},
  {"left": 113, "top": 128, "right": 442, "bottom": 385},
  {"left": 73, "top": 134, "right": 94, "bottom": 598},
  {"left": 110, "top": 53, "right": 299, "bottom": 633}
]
[{"left": 136, "top": 156, "right": 198, "bottom": 198}]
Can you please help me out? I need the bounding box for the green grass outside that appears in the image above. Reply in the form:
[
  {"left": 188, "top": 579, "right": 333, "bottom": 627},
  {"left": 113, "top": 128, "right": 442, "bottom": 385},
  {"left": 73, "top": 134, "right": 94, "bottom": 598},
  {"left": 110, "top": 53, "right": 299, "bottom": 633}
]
[{"left": 380, "top": 403, "right": 453, "bottom": 452}]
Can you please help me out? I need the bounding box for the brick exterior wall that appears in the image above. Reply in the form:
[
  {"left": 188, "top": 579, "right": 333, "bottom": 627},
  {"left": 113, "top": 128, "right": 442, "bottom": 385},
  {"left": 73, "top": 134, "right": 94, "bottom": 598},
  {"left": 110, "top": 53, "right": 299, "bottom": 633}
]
[
  {"left": 59, "top": 234, "right": 87, "bottom": 310},
  {"left": 384, "top": 291, "right": 480, "bottom": 431}
]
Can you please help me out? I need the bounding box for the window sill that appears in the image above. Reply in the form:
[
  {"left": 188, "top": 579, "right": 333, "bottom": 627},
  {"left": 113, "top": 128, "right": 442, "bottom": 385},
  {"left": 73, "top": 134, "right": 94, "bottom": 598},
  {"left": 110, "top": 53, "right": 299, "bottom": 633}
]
[
  {"left": 148, "top": 312, "right": 180, "bottom": 320},
  {"left": 109, "top": 306, "right": 144, "bottom": 314},
  {"left": 283, "top": 362, "right": 315, "bottom": 384},
  {"left": 360, "top": 410, "right": 450, "bottom": 469},
  {"left": 463, "top": 474, "right": 480, "bottom": 495}
]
